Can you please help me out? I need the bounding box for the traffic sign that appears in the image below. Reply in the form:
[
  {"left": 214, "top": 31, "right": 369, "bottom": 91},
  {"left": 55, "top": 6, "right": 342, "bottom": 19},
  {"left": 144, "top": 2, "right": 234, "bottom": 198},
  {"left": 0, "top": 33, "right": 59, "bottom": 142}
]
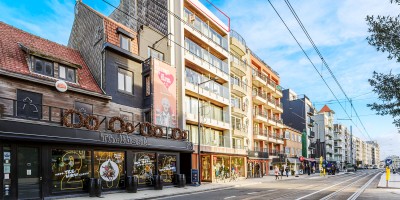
[{"left": 385, "top": 159, "right": 393, "bottom": 166}]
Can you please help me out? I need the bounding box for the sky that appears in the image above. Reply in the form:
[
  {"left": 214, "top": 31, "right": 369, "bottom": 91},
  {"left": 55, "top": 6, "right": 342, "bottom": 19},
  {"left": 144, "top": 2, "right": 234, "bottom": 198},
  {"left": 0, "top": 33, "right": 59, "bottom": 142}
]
[{"left": 0, "top": 0, "right": 399, "bottom": 160}]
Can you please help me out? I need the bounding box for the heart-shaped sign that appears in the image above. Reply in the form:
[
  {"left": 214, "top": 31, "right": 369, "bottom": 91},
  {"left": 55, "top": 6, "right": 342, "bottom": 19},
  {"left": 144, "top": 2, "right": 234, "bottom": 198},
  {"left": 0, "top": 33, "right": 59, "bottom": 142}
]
[{"left": 158, "top": 71, "right": 174, "bottom": 89}]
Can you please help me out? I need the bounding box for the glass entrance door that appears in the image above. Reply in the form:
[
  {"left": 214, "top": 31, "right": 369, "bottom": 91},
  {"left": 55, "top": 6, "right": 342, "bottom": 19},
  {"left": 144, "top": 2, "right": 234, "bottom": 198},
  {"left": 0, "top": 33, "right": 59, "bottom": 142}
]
[{"left": 17, "top": 147, "right": 40, "bottom": 199}]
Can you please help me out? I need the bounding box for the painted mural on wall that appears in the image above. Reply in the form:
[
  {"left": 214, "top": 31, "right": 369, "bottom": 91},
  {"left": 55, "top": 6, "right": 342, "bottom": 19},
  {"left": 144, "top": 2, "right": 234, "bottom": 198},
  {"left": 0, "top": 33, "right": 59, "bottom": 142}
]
[
  {"left": 94, "top": 151, "right": 125, "bottom": 189},
  {"left": 153, "top": 58, "right": 177, "bottom": 128},
  {"left": 158, "top": 154, "right": 177, "bottom": 183}
]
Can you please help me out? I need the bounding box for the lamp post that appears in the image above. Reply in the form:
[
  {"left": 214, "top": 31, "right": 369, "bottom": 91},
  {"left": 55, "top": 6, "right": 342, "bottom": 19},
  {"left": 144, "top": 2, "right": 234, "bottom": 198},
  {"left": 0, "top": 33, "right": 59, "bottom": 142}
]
[{"left": 197, "top": 77, "right": 218, "bottom": 185}]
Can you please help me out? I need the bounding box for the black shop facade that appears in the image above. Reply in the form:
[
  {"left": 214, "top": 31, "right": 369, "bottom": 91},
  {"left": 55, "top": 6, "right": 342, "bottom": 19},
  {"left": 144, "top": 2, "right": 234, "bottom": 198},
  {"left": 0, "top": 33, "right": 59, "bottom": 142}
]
[{"left": 0, "top": 112, "right": 193, "bottom": 199}]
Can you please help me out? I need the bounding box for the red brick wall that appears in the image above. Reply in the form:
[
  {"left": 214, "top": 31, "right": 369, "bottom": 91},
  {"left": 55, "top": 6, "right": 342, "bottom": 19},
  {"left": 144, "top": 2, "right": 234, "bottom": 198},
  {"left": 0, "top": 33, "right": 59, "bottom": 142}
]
[{"left": 104, "top": 18, "right": 139, "bottom": 55}]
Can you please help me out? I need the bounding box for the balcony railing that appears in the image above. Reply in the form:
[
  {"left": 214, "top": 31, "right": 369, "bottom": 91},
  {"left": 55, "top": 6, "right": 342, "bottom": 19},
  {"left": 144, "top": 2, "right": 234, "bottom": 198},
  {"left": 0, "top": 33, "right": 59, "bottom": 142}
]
[
  {"left": 185, "top": 68, "right": 229, "bottom": 99},
  {"left": 253, "top": 129, "right": 268, "bottom": 137},
  {"left": 0, "top": 97, "right": 190, "bottom": 141},
  {"left": 184, "top": 38, "right": 229, "bottom": 74},
  {"left": 252, "top": 90, "right": 267, "bottom": 99},
  {"left": 248, "top": 150, "right": 268, "bottom": 159},
  {"left": 231, "top": 78, "right": 247, "bottom": 92},
  {"left": 252, "top": 69, "right": 267, "bottom": 82},
  {"left": 253, "top": 109, "right": 268, "bottom": 119},
  {"left": 249, "top": 50, "right": 279, "bottom": 77},
  {"left": 183, "top": 8, "right": 228, "bottom": 50},
  {"left": 309, "top": 131, "right": 315, "bottom": 138},
  {"left": 230, "top": 29, "right": 246, "bottom": 47},
  {"left": 268, "top": 150, "right": 285, "bottom": 156}
]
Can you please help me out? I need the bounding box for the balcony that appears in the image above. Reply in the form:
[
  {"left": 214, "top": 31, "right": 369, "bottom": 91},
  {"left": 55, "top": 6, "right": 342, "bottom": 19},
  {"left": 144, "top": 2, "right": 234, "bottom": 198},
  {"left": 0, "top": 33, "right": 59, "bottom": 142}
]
[
  {"left": 231, "top": 81, "right": 247, "bottom": 97},
  {"left": 230, "top": 56, "right": 246, "bottom": 76},
  {"left": 232, "top": 127, "right": 248, "bottom": 138},
  {"left": 309, "top": 131, "right": 315, "bottom": 138},
  {"left": 265, "top": 97, "right": 275, "bottom": 109},
  {"left": 266, "top": 78, "right": 276, "bottom": 92},
  {"left": 184, "top": 38, "right": 229, "bottom": 82},
  {"left": 231, "top": 104, "right": 246, "bottom": 117},
  {"left": 185, "top": 81, "right": 230, "bottom": 106},
  {"left": 253, "top": 109, "right": 268, "bottom": 123},
  {"left": 308, "top": 118, "right": 315, "bottom": 127},
  {"left": 185, "top": 111, "right": 230, "bottom": 130},
  {"left": 274, "top": 101, "right": 283, "bottom": 113},
  {"left": 272, "top": 117, "right": 284, "bottom": 128},
  {"left": 275, "top": 85, "right": 283, "bottom": 98},
  {"left": 334, "top": 142, "right": 343, "bottom": 148},
  {"left": 253, "top": 129, "right": 268, "bottom": 141},
  {"left": 326, "top": 140, "right": 333, "bottom": 146},
  {"left": 252, "top": 90, "right": 267, "bottom": 105},
  {"left": 252, "top": 69, "right": 267, "bottom": 87},
  {"left": 269, "top": 150, "right": 285, "bottom": 157},
  {"left": 230, "top": 30, "right": 246, "bottom": 56},
  {"left": 334, "top": 135, "right": 343, "bottom": 141},
  {"left": 183, "top": 8, "right": 229, "bottom": 57},
  {"left": 307, "top": 107, "right": 315, "bottom": 116},
  {"left": 248, "top": 150, "right": 269, "bottom": 159},
  {"left": 268, "top": 133, "right": 284, "bottom": 144}
]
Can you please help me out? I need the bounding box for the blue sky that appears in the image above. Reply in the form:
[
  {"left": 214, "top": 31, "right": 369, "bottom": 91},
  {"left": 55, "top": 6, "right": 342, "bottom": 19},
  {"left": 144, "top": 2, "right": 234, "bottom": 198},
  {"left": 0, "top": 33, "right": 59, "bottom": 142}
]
[{"left": 1, "top": 0, "right": 399, "bottom": 159}]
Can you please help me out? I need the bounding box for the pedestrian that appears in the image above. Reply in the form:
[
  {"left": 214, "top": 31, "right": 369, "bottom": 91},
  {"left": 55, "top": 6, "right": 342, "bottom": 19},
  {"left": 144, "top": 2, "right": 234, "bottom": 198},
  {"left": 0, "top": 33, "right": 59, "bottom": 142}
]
[
  {"left": 274, "top": 166, "right": 280, "bottom": 180},
  {"left": 307, "top": 164, "right": 310, "bottom": 176},
  {"left": 280, "top": 166, "right": 284, "bottom": 179},
  {"left": 285, "top": 166, "right": 289, "bottom": 177},
  {"left": 332, "top": 164, "right": 336, "bottom": 175}
]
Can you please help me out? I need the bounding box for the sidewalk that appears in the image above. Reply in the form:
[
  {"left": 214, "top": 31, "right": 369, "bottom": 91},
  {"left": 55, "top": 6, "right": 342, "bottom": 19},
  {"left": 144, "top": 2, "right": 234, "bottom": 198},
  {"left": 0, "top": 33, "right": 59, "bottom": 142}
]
[
  {"left": 377, "top": 172, "right": 400, "bottom": 189},
  {"left": 59, "top": 174, "right": 321, "bottom": 200}
]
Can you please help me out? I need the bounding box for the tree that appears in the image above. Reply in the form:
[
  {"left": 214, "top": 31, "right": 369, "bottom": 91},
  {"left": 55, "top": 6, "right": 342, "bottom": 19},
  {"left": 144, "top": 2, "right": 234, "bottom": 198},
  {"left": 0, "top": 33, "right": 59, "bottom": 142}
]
[{"left": 366, "top": 0, "right": 400, "bottom": 130}]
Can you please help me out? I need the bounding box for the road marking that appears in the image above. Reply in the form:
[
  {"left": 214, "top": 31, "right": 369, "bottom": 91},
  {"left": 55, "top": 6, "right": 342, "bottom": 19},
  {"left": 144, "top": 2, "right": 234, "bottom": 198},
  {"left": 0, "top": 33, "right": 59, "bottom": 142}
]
[
  {"left": 320, "top": 174, "right": 369, "bottom": 200},
  {"left": 347, "top": 172, "right": 381, "bottom": 200},
  {"left": 224, "top": 196, "right": 236, "bottom": 199},
  {"left": 154, "top": 187, "right": 233, "bottom": 199},
  {"left": 267, "top": 189, "right": 276, "bottom": 192},
  {"left": 247, "top": 192, "right": 259, "bottom": 194},
  {"left": 295, "top": 173, "right": 365, "bottom": 200}
]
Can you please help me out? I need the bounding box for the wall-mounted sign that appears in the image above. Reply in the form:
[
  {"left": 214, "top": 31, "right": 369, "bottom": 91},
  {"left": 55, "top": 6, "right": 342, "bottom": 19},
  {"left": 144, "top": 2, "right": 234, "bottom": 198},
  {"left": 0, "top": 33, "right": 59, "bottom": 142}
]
[
  {"left": 100, "top": 159, "right": 119, "bottom": 182},
  {"left": 55, "top": 80, "right": 68, "bottom": 92},
  {"left": 3, "top": 152, "right": 10, "bottom": 160},
  {"left": 100, "top": 133, "right": 148, "bottom": 146}
]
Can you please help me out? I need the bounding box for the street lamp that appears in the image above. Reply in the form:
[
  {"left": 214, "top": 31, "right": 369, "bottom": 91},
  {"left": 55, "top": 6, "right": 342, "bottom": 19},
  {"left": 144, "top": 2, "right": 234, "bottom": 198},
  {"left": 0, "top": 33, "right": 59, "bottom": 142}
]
[{"left": 197, "top": 77, "right": 218, "bottom": 185}]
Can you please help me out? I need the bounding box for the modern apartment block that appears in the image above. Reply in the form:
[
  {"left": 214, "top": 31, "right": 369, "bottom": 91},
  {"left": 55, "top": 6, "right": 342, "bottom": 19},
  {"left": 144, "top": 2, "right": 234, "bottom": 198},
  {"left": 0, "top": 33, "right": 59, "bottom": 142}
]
[
  {"left": 249, "top": 50, "right": 284, "bottom": 175},
  {"left": 333, "top": 124, "right": 346, "bottom": 169},
  {"left": 344, "top": 127, "right": 355, "bottom": 165},
  {"left": 281, "top": 89, "right": 316, "bottom": 159},
  {"left": 366, "top": 141, "right": 380, "bottom": 166},
  {"left": 354, "top": 136, "right": 363, "bottom": 167},
  {"left": 171, "top": 0, "right": 249, "bottom": 182},
  {"left": 312, "top": 105, "right": 335, "bottom": 162}
]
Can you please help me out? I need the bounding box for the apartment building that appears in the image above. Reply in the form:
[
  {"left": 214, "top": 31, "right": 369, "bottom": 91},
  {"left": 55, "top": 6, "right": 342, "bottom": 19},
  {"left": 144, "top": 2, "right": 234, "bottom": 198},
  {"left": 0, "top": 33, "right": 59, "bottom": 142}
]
[
  {"left": 312, "top": 105, "right": 335, "bottom": 162},
  {"left": 281, "top": 89, "right": 316, "bottom": 159},
  {"left": 283, "top": 126, "right": 303, "bottom": 158},
  {"left": 249, "top": 50, "right": 284, "bottom": 175},
  {"left": 366, "top": 141, "right": 380, "bottom": 166},
  {"left": 354, "top": 136, "right": 363, "bottom": 167},
  {"left": 344, "top": 127, "right": 354, "bottom": 165},
  {"left": 333, "top": 124, "right": 346, "bottom": 169}
]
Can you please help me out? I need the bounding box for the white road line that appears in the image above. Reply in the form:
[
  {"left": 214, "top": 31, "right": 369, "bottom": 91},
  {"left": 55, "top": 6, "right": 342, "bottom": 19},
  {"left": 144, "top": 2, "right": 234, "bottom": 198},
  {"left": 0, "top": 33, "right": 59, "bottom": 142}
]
[
  {"left": 267, "top": 189, "right": 276, "bottom": 192},
  {"left": 154, "top": 187, "right": 232, "bottom": 199},
  {"left": 347, "top": 172, "right": 381, "bottom": 200},
  {"left": 247, "top": 192, "right": 259, "bottom": 194},
  {"left": 224, "top": 196, "right": 236, "bottom": 199},
  {"left": 320, "top": 174, "right": 368, "bottom": 200},
  {"left": 295, "top": 173, "right": 365, "bottom": 200}
]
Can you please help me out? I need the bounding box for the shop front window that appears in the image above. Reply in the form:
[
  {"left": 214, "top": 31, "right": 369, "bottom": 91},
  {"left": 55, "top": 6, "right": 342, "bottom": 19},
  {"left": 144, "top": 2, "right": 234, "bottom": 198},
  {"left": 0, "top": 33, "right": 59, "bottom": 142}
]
[
  {"left": 231, "top": 157, "right": 245, "bottom": 177},
  {"left": 157, "top": 154, "right": 177, "bottom": 184},
  {"left": 51, "top": 149, "right": 91, "bottom": 193},
  {"left": 94, "top": 151, "right": 125, "bottom": 189},
  {"left": 213, "top": 156, "right": 230, "bottom": 179},
  {"left": 133, "top": 152, "right": 156, "bottom": 186},
  {"left": 201, "top": 156, "right": 211, "bottom": 181}
]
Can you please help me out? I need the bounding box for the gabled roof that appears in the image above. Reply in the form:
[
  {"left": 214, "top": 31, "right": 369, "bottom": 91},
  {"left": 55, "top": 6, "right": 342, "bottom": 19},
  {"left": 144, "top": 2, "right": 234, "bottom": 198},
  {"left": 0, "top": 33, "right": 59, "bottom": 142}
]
[
  {"left": 0, "top": 22, "right": 103, "bottom": 94},
  {"left": 319, "top": 105, "right": 334, "bottom": 113}
]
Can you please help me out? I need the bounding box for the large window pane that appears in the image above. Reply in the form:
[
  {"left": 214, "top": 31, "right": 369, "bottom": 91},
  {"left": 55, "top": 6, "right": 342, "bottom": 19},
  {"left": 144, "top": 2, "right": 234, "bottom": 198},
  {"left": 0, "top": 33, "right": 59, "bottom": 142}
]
[
  {"left": 51, "top": 149, "right": 91, "bottom": 193},
  {"left": 125, "top": 74, "right": 132, "bottom": 93},
  {"left": 157, "top": 154, "right": 177, "bottom": 184},
  {"left": 133, "top": 152, "right": 156, "bottom": 186},
  {"left": 94, "top": 151, "right": 125, "bottom": 189},
  {"left": 118, "top": 72, "right": 124, "bottom": 91}
]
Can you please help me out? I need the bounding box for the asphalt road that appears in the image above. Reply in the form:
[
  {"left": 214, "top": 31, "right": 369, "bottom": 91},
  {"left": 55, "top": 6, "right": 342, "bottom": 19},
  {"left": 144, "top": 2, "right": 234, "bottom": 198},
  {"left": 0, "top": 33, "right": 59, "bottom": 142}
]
[{"left": 154, "top": 169, "right": 392, "bottom": 200}]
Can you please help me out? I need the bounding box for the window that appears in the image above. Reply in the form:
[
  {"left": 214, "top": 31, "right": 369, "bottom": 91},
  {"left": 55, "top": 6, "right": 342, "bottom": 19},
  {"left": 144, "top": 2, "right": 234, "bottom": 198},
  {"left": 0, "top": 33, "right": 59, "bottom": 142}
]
[
  {"left": 133, "top": 152, "right": 156, "bottom": 186},
  {"left": 74, "top": 102, "right": 93, "bottom": 124},
  {"left": 145, "top": 76, "right": 151, "bottom": 96},
  {"left": 51, "top": 149, "right": 91, "bottom": 192},
  {"left": 59, "top": 65, "right": 76, "bottom": 82},
  {"left": 33, "top": 56, "right": 53, "bottom": 76},
  {"left": 94, "top": 151, "right": 125, "bottom": 189},
  {"left": 120, "top": 35, "right": 130, "bottom": 51},
  {"left": 16, "top": 90, "right": 42, "bottom": 119},
  {"left": 118, "top": 68, "right": 133, "bottom": 94},
  {"left": 148, "top": 47, "right": 164, "bottom": 61}
]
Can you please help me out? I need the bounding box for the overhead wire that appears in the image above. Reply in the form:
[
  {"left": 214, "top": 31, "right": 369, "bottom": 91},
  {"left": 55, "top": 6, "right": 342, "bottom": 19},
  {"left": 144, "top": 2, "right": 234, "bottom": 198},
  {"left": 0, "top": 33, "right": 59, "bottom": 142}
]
[
  {"left": 282, "top": 0, "right": 372, "bottom": 141},
  {"left": 266, "top": 0, "right": 370, "bottom": 141}
]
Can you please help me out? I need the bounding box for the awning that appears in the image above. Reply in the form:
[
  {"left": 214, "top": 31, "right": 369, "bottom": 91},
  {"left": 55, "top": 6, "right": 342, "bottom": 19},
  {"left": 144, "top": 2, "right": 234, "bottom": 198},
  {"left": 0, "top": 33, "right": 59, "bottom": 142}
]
[
  {"left": 304, "top": 158, "right": 316, "bottom": 162},
  {"left": 287, "top": 158, "right": 298, "bottom": 163}
]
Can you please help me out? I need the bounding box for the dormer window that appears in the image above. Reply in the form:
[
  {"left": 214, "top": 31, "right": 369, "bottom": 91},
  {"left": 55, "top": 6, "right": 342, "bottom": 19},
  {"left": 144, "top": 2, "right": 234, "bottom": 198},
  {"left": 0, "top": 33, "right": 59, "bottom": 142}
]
[
  {"left": 120, "top": 34, "right": 130, "bottom": 51},
  {"left": 33, "top": 56, "right": 53, "bottom": 76},
  {"left": 59, "top": 65, "right": 76, "bottom": 82}
]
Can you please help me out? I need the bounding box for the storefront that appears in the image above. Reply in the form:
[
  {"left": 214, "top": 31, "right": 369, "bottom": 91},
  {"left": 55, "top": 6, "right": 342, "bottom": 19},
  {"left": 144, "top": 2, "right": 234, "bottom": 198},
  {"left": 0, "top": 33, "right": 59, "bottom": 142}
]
[
  {"left": 200, "top": 154, "right": 246, "bottom": 182},
  {"left": 247, "top": 151, "right": 268, "bottom": 178},
  {"left": 0, "top": 119, "right": 193, "bottom": 199}
]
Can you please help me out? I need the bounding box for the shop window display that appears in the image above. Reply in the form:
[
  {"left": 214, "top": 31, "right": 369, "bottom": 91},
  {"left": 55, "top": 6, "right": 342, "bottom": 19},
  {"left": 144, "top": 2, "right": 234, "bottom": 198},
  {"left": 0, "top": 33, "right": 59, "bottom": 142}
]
[
  {"left": 132, "top": 152, "right": 156, "bottom": 186},
  {"left": 213, "top": 156, "right": 230, "bottom": 179},
  {"left": 201, "top": 156, "right": 211, "bottom": 181},
  {"left": 157, "top": 154, "right": 177, "bottom": 183},
  {"left": 94, "top": 151, "right": 125, "bottom": 189},
  {"left": 231, "top": 157, "right": 245, "bottom": 177},
  {"left": 51, "top": 149, "right": 91, "bottom": 192}
]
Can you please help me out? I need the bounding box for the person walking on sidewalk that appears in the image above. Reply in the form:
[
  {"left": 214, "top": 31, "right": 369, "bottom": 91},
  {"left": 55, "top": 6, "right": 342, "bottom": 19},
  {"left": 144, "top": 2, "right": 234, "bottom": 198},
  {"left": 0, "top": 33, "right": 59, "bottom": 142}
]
[
  {"left": 280, "top": 166, "right": 284, "bottom": 179},
  {"left": 285, "top": 166, "right": 289, "bottom": 177},
  {"left": 275, "top": 166, "right": 280, "bottom": 180},
  {"left": 307, "top": 164, "right": 311, "bottom": 176}
]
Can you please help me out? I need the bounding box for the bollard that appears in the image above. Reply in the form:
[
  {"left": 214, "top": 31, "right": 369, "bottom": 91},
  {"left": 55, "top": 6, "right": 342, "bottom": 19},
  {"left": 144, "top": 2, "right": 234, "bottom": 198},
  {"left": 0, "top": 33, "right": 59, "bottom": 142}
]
[
  {"left": 173, "top": 174, "right": 179, "bottom": 185},
  {"left": 178, "top": 174, "right": 186, "bottom": 188},
  {"left": 95, "top": 178, "right": 102, "bottom": 197},
  {"left": 89, "top": 178, "right": 96, "bottom": 197},
  {"left": 154, "top": 175, "right": 163, "bottom": 190},
  {"left": 132, "top": 176, "right": 138, "bottom": 193},
  {"left": 126, "top": 176, "right": 134, "bottom": 193}
]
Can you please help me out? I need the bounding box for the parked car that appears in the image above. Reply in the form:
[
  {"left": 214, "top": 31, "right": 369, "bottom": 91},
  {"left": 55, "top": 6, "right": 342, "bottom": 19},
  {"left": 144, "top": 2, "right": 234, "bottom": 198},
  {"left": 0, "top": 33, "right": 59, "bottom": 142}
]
[{"left": 346, "top": 164, "right": 355, "bottom": 172}]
